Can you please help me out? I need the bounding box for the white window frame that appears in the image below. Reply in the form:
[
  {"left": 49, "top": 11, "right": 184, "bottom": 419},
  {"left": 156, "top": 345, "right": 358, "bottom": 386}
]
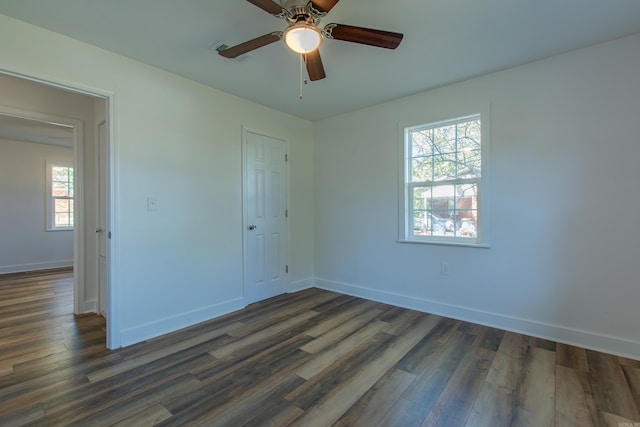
[
  {"left": 46, "top": 160, "right": 74, "bottom": 231},
  {"left": 398, "top": 106, "right": 491, "bottom": 247}
]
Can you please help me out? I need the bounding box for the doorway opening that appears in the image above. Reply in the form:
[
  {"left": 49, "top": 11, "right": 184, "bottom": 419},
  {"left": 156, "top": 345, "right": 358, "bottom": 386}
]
[{"left": 0, "top": 72, "right": 113, "bottom": 347}]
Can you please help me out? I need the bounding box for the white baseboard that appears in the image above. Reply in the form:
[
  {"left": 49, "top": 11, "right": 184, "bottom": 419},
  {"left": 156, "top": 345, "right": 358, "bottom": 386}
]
[
  {"left": 314, "top": 277, "right": 640, "bottom": 360},
  {"left": 0, "top": 260, "right": 73, "bottom": 275},
  {"left": 120, "top": 297, "right": 246, "bottom": 347},
  {"left": 289, "top": 278, "right": 314, "bottom": 293}
]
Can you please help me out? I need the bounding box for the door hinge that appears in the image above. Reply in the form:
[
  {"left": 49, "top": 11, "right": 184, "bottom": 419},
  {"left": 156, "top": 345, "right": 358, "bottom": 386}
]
[
  {"left": 285, "top": 154, "right": 288, "bottom": 162},
  {"left": 108, "top": 231, "right": 112, "bottom": 239},
  {"left": 285, "top": 209, "right": 288, "bottom": 218},
  {"left": 285, "top": 265, "right": 288, "bottom": 274}
]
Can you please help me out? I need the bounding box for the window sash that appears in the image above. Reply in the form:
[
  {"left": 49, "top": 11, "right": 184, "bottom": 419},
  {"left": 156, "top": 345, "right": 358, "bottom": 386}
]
[
  {"left": 46, "top": 162, "right": 74, "bottom": 231},
  {"left": 53, "top": 195, "right": 74, "bottom": 228},
  {"left": 399, "top": 109, "right": 489, "bottom": 246},
  {"left": 407, "top": 178, "right": 480, "bottom": 241}
]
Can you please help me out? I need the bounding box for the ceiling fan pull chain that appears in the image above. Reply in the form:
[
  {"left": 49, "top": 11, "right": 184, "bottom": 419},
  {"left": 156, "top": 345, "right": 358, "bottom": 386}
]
[{"left": 299, "top": 53, "right": 304, "bottom": 100}]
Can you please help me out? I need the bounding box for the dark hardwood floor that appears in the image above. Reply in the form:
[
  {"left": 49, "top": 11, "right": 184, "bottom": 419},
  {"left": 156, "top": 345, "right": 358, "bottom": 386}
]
[{"left": 1, "top": 270, "right": 639, "bottom": 426}]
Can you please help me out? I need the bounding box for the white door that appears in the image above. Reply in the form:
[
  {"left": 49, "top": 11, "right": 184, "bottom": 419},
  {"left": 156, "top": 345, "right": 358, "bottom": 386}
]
[
  {"left": 243, "top": 130, "right": 288, "bottom": 304},
  {"left": 97, "top": 120, "right": 108, "bottom": 317}
]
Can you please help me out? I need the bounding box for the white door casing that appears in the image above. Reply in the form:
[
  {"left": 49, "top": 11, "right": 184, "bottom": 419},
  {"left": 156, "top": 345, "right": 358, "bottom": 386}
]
[
  {"left": 243, "top": 129, "right": 288, "bottom": 304},
  {"left": 97, "top": 120, "right": 108, "bottom": 317},
  {"left": 0, "top": 70, "right": 118, "bottom": 349}
]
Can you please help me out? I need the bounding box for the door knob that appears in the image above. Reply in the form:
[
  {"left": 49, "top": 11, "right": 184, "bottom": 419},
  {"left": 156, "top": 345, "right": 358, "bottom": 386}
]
[
  {"left": 248, "top": 225, "right": 256, "bottom": 230},
  {"left": 96, "top": 228, "right": 103, "bottom": 233}
]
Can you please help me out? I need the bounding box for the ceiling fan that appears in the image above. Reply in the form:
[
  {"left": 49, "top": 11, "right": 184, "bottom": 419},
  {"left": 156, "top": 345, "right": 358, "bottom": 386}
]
[{"left": 218, "top": 0, "right": 404, "bottom": 81}]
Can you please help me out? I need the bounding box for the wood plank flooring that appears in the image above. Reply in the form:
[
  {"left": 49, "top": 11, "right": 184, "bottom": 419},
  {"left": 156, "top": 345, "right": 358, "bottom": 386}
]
[{"left": 1, "top": 270, "right": 639, "bottom": 426}]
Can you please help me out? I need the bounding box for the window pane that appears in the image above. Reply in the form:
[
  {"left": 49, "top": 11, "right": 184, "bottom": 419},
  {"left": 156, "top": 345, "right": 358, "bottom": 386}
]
[
  {"left": 52, "top": 182, "right": 69, "bottom": 197},
  {"left": 52, "top": 166, "right": 69, "bottom": 182},
  {"left": 434, "top": 124, "right": 457, "bottom": 154},
  {"left": 433, "top": 153, "right": 457, "bottom": 181},
  {"left": 431, "top": 184, "right": 455, "bottom": 199},
  {"left": 455, "top": 183, "right": 478, "bottom": 238},
  {"left": 411, "top": 130, "right": 433, "bottom": 157},
  {"left": 457, "top": 212, "right": 477, "bottom": 237},
  {"left": 458, "top": 149, "right": 481, "bottom": 178},
  {"left": 55, "top": 199, "right": 70, "bottom": 212},
  {"left": 55, "top": 213, "right": 71, "bottom": 227},
  {"left": 413, "top": 210, "right": 429, "bottom": 235},
  {"left": 431, "top": 185, "right": 454, "bottom": 236},
  {"left": 457, "top": 120, "right": 481, "bottom": 151},
  {"left": 430, "top": 213, "right": 447, "bottom": 236},
  {"left": 412, "top": 157, "right": 433, "bottom": 182},
  {"left": 456, "top": 183, "right": 478, "bottom": 202},
  {"left": 413, "top": 187, "right": 431, "bottom": 210},
  {"left": 413, "top": 187, "right": 431, "bottom": 235}
]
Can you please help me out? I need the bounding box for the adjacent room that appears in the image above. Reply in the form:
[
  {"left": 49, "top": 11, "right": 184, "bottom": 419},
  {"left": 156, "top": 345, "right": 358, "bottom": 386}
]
[{"left": 1, "top": 0, "right": 639, "bottom": 425}]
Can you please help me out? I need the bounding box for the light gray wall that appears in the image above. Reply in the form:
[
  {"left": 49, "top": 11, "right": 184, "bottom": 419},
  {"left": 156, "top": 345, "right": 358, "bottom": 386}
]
[
  {"left": 313, "top": 33, "right": 640, "bottom": 359},
  {"left": 0, "top": 14, "right": 315, "bottom": 347},
  {"left": 0, "top": 138, "right": 74, "bottom": 272}
]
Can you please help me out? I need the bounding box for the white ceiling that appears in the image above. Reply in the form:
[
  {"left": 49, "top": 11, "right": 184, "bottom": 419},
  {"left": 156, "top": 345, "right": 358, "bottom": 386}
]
[
  {"left": 1, "top": 0, "right": 640, "bottom": 121},
  {"left": 0, "top": 114, "right": 73, "bottom": 147}
]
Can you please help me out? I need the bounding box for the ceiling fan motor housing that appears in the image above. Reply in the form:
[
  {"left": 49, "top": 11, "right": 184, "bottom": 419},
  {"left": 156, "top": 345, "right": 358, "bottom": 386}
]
[
  {"left": 281, "top": 1, "right": 326, "bottom": 25},
  {"left": 282, "top": 0, "right": 313, "bottom": 9}
]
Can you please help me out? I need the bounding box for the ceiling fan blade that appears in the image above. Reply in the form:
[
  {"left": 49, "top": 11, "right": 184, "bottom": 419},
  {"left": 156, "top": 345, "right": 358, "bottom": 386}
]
[
  {"left": 304, "top": 50, "right": 326, "bottom": 81},
  {"left": 310, "top": 0, "right": 341, "bottom": 14},
  {"left": 326, "top": 24, "right": 403, "bottom": 49},
  {"left": 246, "top": 0, "right": 286, "bottom": 15},
  {"left": 218, "top": 33, "right": 282, "bottom": 58}
]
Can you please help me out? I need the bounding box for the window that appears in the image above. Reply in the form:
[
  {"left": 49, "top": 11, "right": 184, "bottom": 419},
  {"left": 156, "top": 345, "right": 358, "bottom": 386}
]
[
  {"left": 399, "top": 111, "right": 490, "bottom": 246},
  {"left": 46, "top": 162, "right": 74, "bottom": 231}
]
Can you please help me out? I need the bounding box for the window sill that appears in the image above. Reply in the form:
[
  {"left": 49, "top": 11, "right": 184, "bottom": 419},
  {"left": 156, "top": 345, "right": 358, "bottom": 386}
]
[{"left": 396, "top": 239, "right": 490, "bottom": 249}]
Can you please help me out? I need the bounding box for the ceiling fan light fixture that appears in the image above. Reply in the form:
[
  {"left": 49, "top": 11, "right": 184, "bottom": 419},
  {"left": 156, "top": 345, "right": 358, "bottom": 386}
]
[{"left": 284, "top": 23, "right": 322, "bottom": 53}]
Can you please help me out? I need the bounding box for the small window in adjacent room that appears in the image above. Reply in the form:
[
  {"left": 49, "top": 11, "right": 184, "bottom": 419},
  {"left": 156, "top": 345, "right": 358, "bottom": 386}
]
[
  {"left": 46, "top": 162, "right": 74, "bottom": 231},
  {"left": 399, "top": 110, "right": 490, "bottom": 246}
]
